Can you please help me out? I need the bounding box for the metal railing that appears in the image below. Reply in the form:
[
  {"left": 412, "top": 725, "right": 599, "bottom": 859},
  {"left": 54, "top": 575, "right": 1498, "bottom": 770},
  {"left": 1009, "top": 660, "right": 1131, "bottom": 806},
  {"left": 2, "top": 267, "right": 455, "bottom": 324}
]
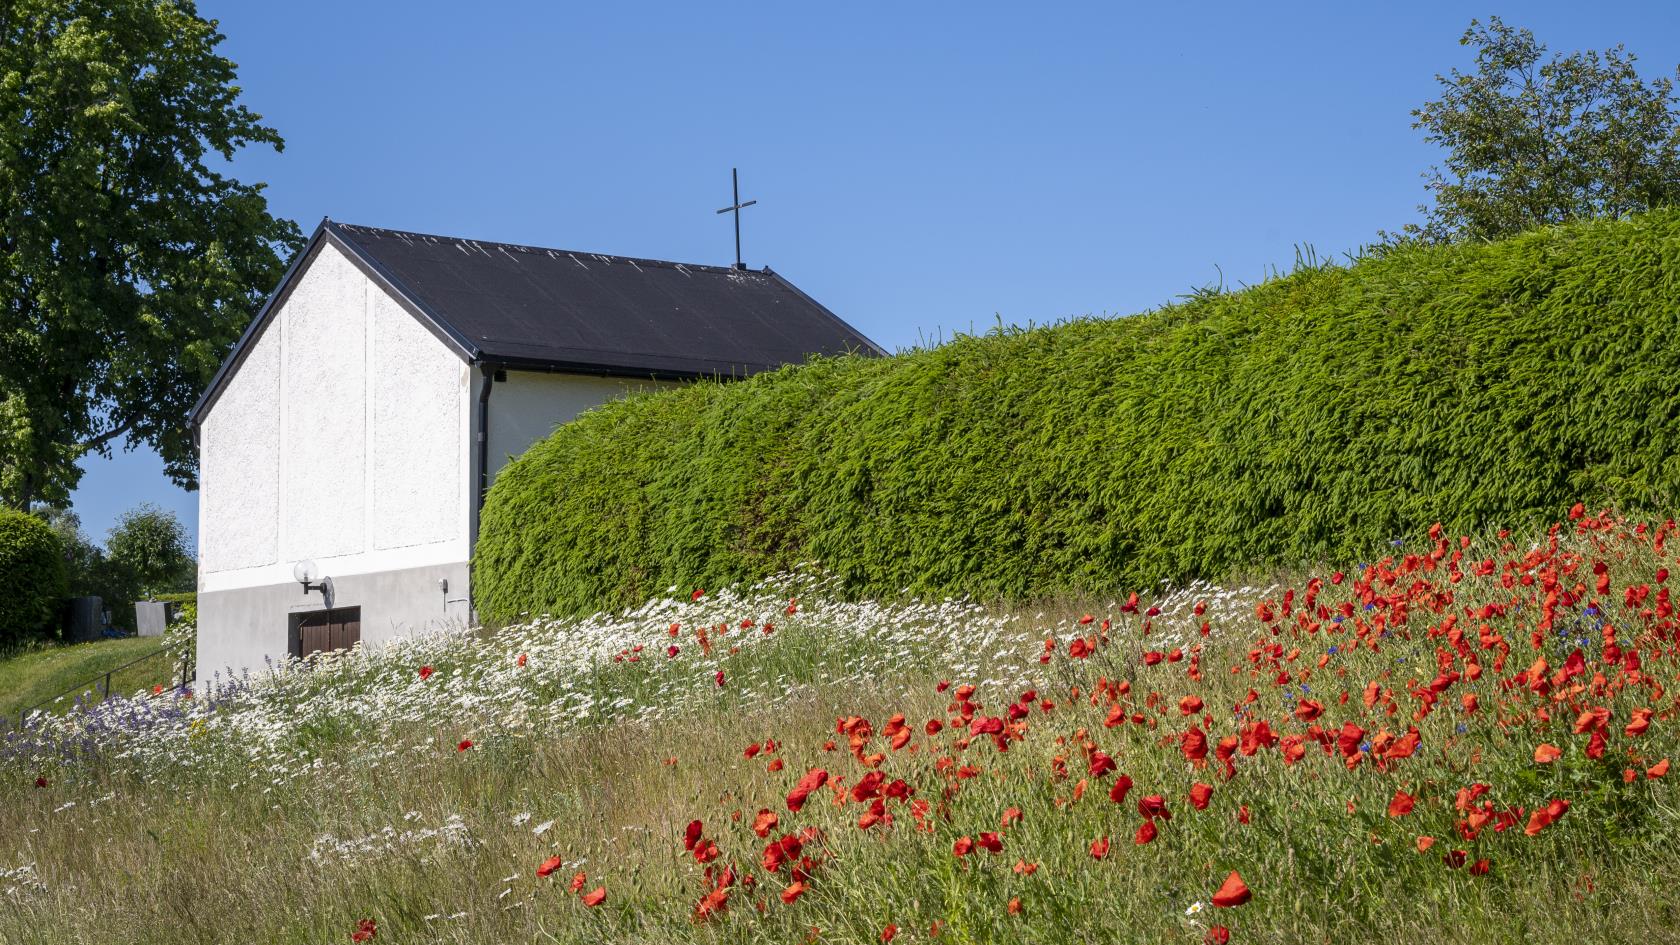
[{"left": 8, "top": 646, "right": 192, "bottom": 730}]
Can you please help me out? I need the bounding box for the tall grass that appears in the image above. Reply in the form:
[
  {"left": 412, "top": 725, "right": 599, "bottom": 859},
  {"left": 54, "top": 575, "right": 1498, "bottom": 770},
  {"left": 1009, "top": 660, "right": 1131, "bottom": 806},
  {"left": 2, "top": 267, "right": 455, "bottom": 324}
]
[{"left": 2, "top": 514, "right": 1678, "bottom": 943}]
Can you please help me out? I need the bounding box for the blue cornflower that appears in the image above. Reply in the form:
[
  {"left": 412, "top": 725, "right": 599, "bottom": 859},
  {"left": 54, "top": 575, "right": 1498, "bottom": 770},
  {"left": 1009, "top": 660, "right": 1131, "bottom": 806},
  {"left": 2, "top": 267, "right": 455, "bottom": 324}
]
[{"left": 1327, "top": 646, "right": 1340, "bottom": 654}]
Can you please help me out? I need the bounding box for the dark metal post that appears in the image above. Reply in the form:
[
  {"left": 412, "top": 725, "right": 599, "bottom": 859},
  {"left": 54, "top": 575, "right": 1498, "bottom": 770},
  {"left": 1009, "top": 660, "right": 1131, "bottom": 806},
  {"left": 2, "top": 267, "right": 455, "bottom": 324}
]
[
  {"left": 731, "top": 168, "right": 742, "bottom": 270},
  {"left": 715, "top": 168, "right": 757, "bottom": 271}
]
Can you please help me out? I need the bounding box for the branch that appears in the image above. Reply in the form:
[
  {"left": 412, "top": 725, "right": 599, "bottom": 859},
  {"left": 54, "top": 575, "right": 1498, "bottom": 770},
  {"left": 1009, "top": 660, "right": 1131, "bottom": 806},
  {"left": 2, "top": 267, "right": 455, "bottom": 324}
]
[{"left": 79, "top": 404, "right": 149, "bottom": 454}]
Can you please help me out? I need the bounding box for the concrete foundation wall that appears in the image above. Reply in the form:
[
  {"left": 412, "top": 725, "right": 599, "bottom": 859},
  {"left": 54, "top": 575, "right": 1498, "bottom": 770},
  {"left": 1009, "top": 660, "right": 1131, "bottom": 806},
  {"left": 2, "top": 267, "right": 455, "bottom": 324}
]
[{"left": 196, "top": 560, "right": 471, "bottom": 685}]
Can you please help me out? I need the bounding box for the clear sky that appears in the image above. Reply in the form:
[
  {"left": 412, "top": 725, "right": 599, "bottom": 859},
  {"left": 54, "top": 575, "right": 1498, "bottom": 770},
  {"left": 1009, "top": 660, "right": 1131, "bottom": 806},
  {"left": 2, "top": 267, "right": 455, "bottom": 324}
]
[{"left": 67, "top": 0, "right": 1680, "bottom": 549}]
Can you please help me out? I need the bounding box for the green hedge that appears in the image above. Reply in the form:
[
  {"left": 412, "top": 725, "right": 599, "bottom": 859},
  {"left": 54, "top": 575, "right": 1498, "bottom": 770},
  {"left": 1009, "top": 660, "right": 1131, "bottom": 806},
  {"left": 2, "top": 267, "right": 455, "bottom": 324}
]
[
  {"left": 474, "top": 211, "right": 1680, "bottom": 620},
  {"left": 0, "top": 509, "right": 67, "bottom": 643}
]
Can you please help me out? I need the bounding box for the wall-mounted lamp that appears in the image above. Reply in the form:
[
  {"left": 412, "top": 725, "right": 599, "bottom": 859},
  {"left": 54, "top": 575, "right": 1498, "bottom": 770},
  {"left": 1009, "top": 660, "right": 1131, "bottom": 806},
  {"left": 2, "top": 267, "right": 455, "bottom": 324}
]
[{"left": 293, "top": 559, "right": 333, "bottom": 601}]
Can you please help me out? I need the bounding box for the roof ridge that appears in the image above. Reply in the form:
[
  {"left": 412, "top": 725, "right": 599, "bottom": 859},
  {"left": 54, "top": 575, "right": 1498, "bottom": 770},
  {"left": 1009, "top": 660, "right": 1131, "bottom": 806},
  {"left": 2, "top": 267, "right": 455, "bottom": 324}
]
[{"left": 328, "top": 220, "right": 763, "bottom": 276}]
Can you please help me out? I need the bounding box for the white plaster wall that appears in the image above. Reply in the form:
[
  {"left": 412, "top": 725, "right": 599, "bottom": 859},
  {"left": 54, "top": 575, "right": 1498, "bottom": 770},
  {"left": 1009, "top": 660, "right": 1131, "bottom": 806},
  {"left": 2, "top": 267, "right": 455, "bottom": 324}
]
[
  {"left": 282, "top": 245, "right": 366, "bottom": 559},
  {"left": 371, "top": 283, "right": 461, "bottom": 549},
  {"left": 199, "top": 242, "right": 473, "bottom": 596},
  {"left": 487, "top": 371, "right": 682, "bottom": 481},
  {"left": 199, "top": 323, "right": 280, "bottom": 572}
]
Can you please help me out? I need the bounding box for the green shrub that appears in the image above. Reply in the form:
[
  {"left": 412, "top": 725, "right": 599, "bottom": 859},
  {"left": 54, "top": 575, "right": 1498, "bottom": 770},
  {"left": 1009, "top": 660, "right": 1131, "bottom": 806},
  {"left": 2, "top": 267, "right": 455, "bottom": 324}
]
[
  {"left": 474, "top": 210, "right": 1680, "bottom": 620},
  {"left": 0, "top": 509, "right": 67, "bottom": 643}
]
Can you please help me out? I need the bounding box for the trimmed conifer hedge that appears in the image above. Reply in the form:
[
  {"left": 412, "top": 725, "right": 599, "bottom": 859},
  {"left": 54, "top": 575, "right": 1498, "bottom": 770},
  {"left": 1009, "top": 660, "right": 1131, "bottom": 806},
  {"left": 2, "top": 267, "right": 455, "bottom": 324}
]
[
  {"left": 474, "top": 210, "right": 1680, "bottom": 621},
  {"left": 0, "top": 509, "right": 67, "bottom": 644}
]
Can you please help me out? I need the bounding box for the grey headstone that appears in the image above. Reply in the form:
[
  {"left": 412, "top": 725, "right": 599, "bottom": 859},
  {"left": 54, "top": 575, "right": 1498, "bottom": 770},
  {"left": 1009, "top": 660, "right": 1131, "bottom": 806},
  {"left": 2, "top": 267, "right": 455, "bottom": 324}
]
[
  {"left": 66, "top": 597, "right": 103, "bottom": 643},
  {"left": 135, "top": 600, "right": 173, "bottom": 637}
]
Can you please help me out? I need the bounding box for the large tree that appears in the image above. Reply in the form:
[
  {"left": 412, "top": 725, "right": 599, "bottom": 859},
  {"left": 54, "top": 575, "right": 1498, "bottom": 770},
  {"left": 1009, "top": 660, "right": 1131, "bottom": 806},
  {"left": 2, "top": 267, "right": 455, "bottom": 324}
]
[
  {"left": 0, "top": 0, "right": 300, "bottom": 509},
  {"left": 1410, "top": 17, "right": 1680, "bottom": 242}
]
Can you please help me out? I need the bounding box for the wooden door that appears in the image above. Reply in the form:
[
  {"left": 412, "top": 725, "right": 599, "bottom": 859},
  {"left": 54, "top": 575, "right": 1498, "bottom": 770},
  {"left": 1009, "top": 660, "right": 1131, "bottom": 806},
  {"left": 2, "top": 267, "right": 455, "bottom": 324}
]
[{"left": 295, "top": 607, "right": 362, "bottom": 658}]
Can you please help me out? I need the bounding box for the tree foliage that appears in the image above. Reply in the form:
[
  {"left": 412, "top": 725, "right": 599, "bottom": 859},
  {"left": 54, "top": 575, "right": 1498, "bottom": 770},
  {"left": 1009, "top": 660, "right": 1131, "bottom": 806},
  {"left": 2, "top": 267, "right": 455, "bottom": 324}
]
[
  {"left": 104, "top": 501, "right": 193, "bottom": 600},
  {"left": 0, "top": 0, "right": 301, "bottom": 509},
  {"left": 0, "top": 507, "right": 65, "bottom": 643},
  {"left": 475, "top": 210, "right": 1680, "bottom": 620},
  {"left": 1410, "top": 17, "right": 1680, "bottom": 242}
]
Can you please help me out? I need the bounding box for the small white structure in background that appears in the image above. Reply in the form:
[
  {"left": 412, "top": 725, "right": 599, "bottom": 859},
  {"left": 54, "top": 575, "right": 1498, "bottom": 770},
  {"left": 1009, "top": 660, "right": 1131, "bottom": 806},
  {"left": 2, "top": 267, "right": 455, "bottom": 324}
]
[{"left": 191, "top": 220, "right": 881, "bottom": 681}]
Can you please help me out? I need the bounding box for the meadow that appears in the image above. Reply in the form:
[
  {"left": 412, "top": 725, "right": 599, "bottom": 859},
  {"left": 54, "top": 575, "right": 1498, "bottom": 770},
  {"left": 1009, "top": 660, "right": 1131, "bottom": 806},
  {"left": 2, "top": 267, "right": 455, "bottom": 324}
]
[{"left": 2, "top": 508, "right": 1677, "bottom": 944}]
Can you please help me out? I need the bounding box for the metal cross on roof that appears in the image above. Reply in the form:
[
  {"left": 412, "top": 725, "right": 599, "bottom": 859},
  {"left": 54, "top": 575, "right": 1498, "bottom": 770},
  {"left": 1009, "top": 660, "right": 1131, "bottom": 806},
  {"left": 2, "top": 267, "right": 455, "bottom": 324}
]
[{"left": 715, "top": 167, "right": 757, "bottom": 270}]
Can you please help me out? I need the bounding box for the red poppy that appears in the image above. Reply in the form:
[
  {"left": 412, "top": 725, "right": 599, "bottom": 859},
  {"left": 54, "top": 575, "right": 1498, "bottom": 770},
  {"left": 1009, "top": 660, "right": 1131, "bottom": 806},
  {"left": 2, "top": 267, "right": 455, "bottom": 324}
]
[
  {"left": 456, "top": 739, "right": 473, "bottom": 752},
  {"left": 351, "top": 918, "right": 377, "bottom": 943},
  {"left": 1387, "top": 790, "right": 1415, "bottom": 818},
  {"left": 1189, "top": 783, "right": 1214, "bottom": 811},
  {"left": 1007, "top": 896, "right": 1023, "bottom": 915},
  {"left": 1524, "top": 799, "right": 1570, "bottom": 836},
  {"left": 780, "top": 881, "right": 808, "bottom": 904},
  {"left": 516, "top": 653, "right": 527, "bottom": 667},
  {"left": 536, "top": 856, "right": 563, "bottom": 878},
  {"left": 953, "top": 836, "right": 974, "bottom": 857},
  {"left": 786, "top": 769, "right": 829, "bottom": 812},
  {"left": 418, "top": 666, "right": 434, "bottom": 681},
  {"left": 977, "top": 832, "right": 1003, "bottom": 853},
  {"left": 715, "top": 671, "right": 727, "bottom": 688},
  {"left": 1181, "top": 728, "right": 1209, "bottom": 764},
  {"left": 684, "top": 820, "right": 704, "bottom": 851},
  {"left": 1088, "top": 750, "right": 1117, "bottom": 778},
  {"left": 1137, "top": 795, "right": 1172, "bottom": 821},
  {"left": 34, "top": 777, "right": 46, "bottom": 789},
  {"left": 570, "top": 871, "right": 586, "bottom": 892},
  {"left": 1180, "top": 695, "right": 1205, "bottom": 715},
  {"left": 1134, "top": 820, "right": 1158, "bottom": 845},
  {"left": 1204, "top": 927, "right": 1230, "bottom": 945},
  {"left": 1109, "top": 774, "right": 1134, "bottom": 805},
  {"left": 1336, "top": 722, "right": 1366, "bottom": 759},
  {"left": 753, "top": 809, "right": 779, "bottom": 838},
  {"left": 1649, "top": 759, "right": 1671, "bottom": 779},
  {"left": 580, "top": 886, "right": 606, "bottom": 907},
  {"left": 1090, "top": 836, "right": 1110, "bottom": 859},
  {"left": 691, "top": 588, "right": 705, "bottom": 601},
  {"left": 881, "top": 924, "right": 898, "bottom": 942},
  {"left": 1212, "top": 871, "right": 1251, "bottom": 907}
]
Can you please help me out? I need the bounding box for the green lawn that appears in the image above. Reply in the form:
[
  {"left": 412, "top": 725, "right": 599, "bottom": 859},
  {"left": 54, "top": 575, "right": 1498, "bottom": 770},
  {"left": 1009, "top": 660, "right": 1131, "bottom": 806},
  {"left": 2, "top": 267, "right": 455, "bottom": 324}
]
[{"left": 0, "top": 637, "right": 178, "bottom": 721}]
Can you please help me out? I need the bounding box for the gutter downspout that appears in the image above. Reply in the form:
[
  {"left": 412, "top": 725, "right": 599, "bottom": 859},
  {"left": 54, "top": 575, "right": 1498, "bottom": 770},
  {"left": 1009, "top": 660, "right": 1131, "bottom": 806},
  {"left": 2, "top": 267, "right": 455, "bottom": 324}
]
[
  {"left": 477, "top": 364, "right": 496, "bottom": 515},
  {"left": 471, "top": 364, "right": 497, "bottom": 622}
]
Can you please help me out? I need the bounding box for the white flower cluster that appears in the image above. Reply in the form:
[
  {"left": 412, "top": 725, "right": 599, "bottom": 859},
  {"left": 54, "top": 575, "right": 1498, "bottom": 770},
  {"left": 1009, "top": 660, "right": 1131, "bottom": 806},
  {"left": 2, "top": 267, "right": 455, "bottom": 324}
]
[
  {"left": 308, "top": 813, "right": 475, "bottom": 865},
  {"left": 2, "top": 571, "right": 1271, "bottom": 787},
  {"left": 0, "top": 864, "right": 48, "bottom": 902}
]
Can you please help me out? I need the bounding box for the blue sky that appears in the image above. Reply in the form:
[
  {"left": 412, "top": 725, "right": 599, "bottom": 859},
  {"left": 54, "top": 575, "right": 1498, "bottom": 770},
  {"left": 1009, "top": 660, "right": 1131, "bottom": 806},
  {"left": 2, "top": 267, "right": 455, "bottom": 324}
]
[{"left": 68, "top": 1, "right": 1680, "bottom": 548}]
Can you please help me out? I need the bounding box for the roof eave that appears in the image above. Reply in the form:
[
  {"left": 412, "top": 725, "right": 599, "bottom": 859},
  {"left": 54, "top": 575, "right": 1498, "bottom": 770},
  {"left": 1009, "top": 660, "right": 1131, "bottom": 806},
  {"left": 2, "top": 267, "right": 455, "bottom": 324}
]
[
  {"left": 189, "top": 219, "right": 486, "bottom": 430},
  {"left": 762, "top": 267, "right": 889, "bottom": 358},
  {"left": 188, "top": 219, "right": 330, "bottom": 428}
]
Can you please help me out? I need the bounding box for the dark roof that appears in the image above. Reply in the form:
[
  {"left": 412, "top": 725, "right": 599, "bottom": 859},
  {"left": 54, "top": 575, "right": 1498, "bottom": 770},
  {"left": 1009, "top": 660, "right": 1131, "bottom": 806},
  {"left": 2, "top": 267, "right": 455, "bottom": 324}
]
[{"left": 191, "top": 219, "right": 884, "bottom": 424}]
